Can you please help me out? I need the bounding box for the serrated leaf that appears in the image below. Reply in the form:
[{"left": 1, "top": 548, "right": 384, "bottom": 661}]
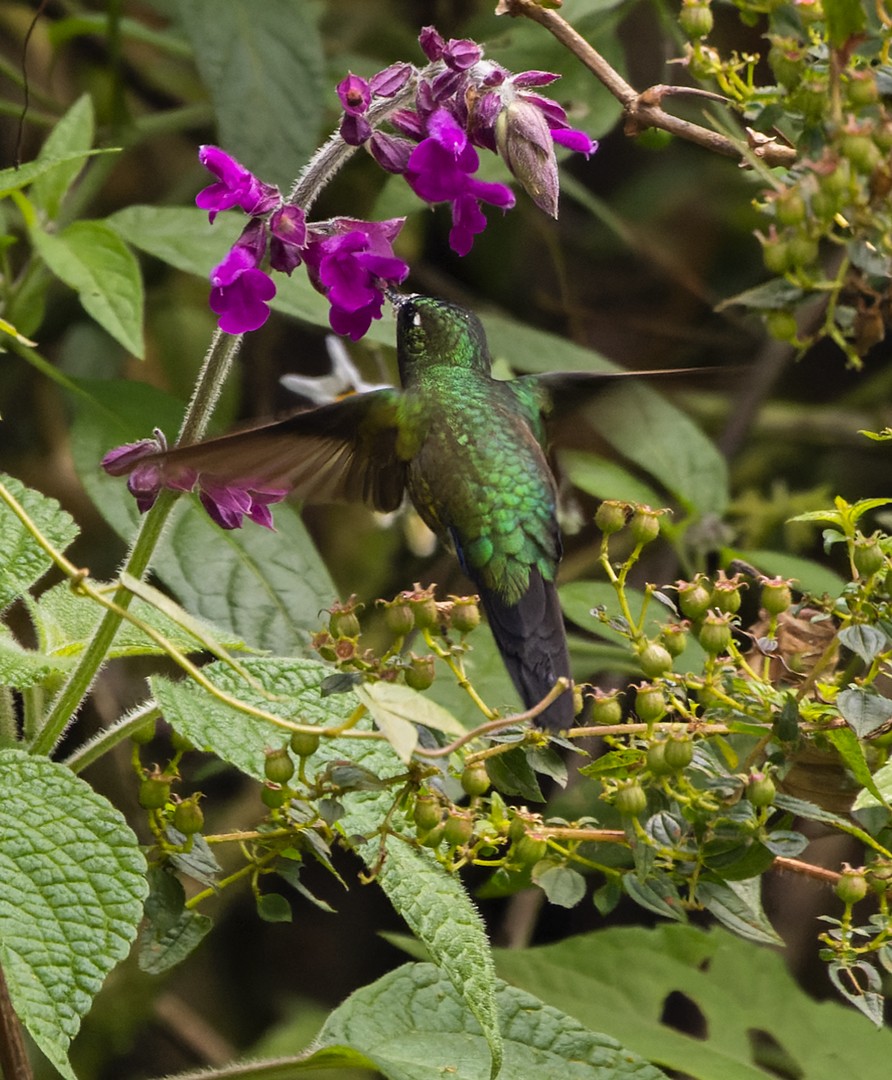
[
  {"left": 0, "top": 473, "right": 79, "bottom": 612},
  {"left": 69, "top": 378, "right": 337, "bottom": 653},
  {"left": 697, "top": 879, "right": 782, "bottom": 946},
  {"left": 32, "top": 220, "right": 144, "bottom": 356},
  {"left": 486, "top": 746, "right": 544, "bottom": 802},
  {"left": 167, "top": 831, "right": 222, "bottom": 887},
  {"left": 308, "top": 961, "right": 666, "bottom": 1080},
  {"left": 150, "top": 657, "right": 503, "bottom": 1078},
  {"left": 825, "top": 725, "right": 888, "bottom": 804},
  {"left": 838, "top": 624, "right": 887, "bottom": 665},
  {"left": 28, "top": 578, "right": 251, "bottom": 661},
  {"left": 827, "top": 961, "right": 883, "bottom": 1027},
  {"left": 139, "top": 907, "right": 212, "bottom": 975},
  {"left": 177, "top": 0, "right": 326, "bottom": 191},
  {"left": 495, "top": 924, "right": 892, "bottom": 1080},
  {"left": 837, "top": 686, "right": 892, "bottom": 738},
  {"left": 762, "top": 829, "right": 809, "bottom": 857},
  {"left": 32, "top": 94, "right": 95, "bottom": 219},
  {"left": 0, "top": 748, "right": 147, "bottom": 1079},
  {"left": 534, "top": 865, "right": 587, "bottom": 908},
  {"left": 853, "top": 760, "right": 892, "bottom": 811}
]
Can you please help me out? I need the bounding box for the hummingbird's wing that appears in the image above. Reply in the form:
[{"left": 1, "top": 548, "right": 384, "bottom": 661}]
[
  {"left": 150, "top": 388, "right": 407, "bottom": 512},
  {"left": 509, "top": 367, "right": 707, "bottom": 424}
]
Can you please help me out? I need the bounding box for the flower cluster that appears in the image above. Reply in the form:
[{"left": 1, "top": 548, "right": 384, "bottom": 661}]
[
  {"left": 101, "top": 432, "right": 289, "bottom": 530},
  {"left": 197, "top": 26, "right": 595, "bottom": 339},
  {"left": 347, "top": 24, "right": 597, "bottom": 249},
  {"left": 197, "top": 145, "right": 409, "bottom": 340}
]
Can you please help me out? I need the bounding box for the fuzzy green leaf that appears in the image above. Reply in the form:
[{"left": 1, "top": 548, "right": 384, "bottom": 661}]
[
  {"left": 32, "top": 220, "right": 144, "bottom": 356},
  {"left": 0, "top": 151, "right": 110, "bottom": 199},
  {"left": 0, "top": 748, "right": 147, "bottom": 1080},
  {"left": 308, "top": 961, "right": 666, "bottom": 1080},
  {"left": 0, "top": 473, "right": 79, "bottom": 613}
]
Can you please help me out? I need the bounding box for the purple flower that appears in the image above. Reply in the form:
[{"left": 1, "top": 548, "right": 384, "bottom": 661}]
[
  {"left": 370, "top": 62, "right": 413, "bottom": 97},
  {"left": 405, "top": 109, "right": 515, "bottom": 255},
  {"left": 418, "top": 26, "right": 481, "bottom": 69},
  {"left": 304, "top": 219, "right": 409, "bottom": 340},
  {"left": 208, "top": 220, "right": 276, "bottom": 334},
  {"left": 196, "top": 146, "right": 280, "bottom": 223},
  {"left": 199, "top": 483, "right": 287, "bottom": 530},
  {"left": 337, "top": 73, "right": 373, "bottom": 145},
  {"left": 269, "top": 205, "right": 307, "bottom": 274},
  {"left": 102, "top": 435, "right": 287, "bottom": 529}
]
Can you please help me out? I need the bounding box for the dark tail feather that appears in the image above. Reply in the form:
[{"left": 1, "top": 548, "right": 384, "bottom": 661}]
[{"left": 478, "top": 571, "right": 574, "bottom": 730}]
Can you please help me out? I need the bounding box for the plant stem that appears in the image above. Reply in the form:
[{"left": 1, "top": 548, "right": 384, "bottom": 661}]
[{"left": 0, "top": 956, "right": 34, "bottom": 1080}]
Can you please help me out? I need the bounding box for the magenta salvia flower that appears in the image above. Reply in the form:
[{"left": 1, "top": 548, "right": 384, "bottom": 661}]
[
  {"left": 337, "top": 73, "right": 373, "bottom": 145},
  {"left": 208, "top": 220, "right": 276, "bottom": 334},
  {"left": 195, "top": 145, "right": 280, "bottom": 223},
  {"left": 269, "top": 205, "right": 307, "bottom": 274},
  {"left": 303, "top": 218, "right": 409, "bottom": 340},
  {"left": 405, "top": 109, "right": 515, "bottom": 256},
  {"left": 101, "top": 434, "right": 287, "bottom": 529}
]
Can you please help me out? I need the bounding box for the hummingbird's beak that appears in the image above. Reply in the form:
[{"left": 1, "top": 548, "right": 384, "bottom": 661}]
[{"left": 384, "top": 286, "right": 407, "bottom": 308}]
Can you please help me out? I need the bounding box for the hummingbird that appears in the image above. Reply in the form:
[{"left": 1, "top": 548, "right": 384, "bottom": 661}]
[{"left": 128, "top": 294, "right": 693, "bottom": 729}]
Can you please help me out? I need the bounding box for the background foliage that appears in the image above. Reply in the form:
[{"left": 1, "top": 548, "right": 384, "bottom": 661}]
[{"left": 1, "top": 1, "right": 891, "bottom": 1078}]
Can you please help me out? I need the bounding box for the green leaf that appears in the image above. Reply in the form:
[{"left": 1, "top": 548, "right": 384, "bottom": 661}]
[
  {"left": 69, "top": 378, "right": 337, "bottom": 653},
  {"left": 139, "top": 907, "right": 212, "bottom": 975},
  {"left": 176, "top": 0, "right": 326, "bottom": 191},
  {"left": 27, "top": 578, "right": 251, "bottom": 661},
  {"left": 838, "top": 624, "right": 888, "bottom": 665},
  {"left": 697, "top": 879, "right": 782, "bottom": 946},
  {"left": 837, "top": 686, "right": 892, "bottom": 738},
  {"left": 716, "top": 278, "right": 805, "bottom": 312},
  {"left": 561, "top": 450, "right": 662, "bottom": 507},
  {"left": 31, "top": 94, "right": 95, "bottom": 219},
  {"left": 853, "top": 760, "right": 892, "bottom": 811},
  {"left": 623, "top": 874, "right": 687, "bottom": 922},
  {"left": 257, "top": 892, "right": 293, "bottom": 923},
  {"left": 486, "top": 746, "right": 544, "bottom": 802},
  {"left": 824, "top": 725, "right": 888, "bottom": 803},
  {"left": 31, "top": 220, "right": 144, "bottom": 356},
  {"left": 824, "top": 0, "right": 866, "bottom": 46},
  {"left": 308, "top": 961, "right": 667, "bottom": 1080},
  {"left": 534, "top": 865, "right": 587, "bottom": 908},
  {"left": 0, "top": 748, "right": 147, "bottom": 1080},
  {"left": 0, "top": 473, "right": 79, "bottom": 612},
  {"left": 0, "top": 151, "right": 111, "bottom": 199},
  {"left": 106, "top": 204, "right": 241, "bottom": 279},
  {"left": 355, "top": 682, "right": 466, "bottom": 763},
  {"left": 494, "top": 924, "right": 892, "bottom": 1080}
]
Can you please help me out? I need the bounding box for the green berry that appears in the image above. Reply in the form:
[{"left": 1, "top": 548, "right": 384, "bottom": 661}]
[
  {"left": 679, "top": 0, "right": 713, "bottom": 38},
  {"left": 615, "top": 781, "right": 648, "bottom": 816},
  {"left": 698, "top": 611, "right": 732, "bottom": 655},
  {"left": 264, "top": 746, "right": 295, "bottom": 785},
  {"left": 760, "top": 577, "right": 792, "bottom": 615},
  {"left": 841, "top": 133, "right": 882, "bottom": 175},
  {"left": 405, "top": 654, "right": 436, "bottom": 691},
  {"left": 630, "top": 508, "right": 661, "bottom": 546},
  {"left": 514, "top": 833, "right": 548, "bottom": 866},
  {"left": 595, "top": 500, "right": 629, "bottom": 535},
  {"left": 443, "top": 811, "right": 475, "bottom": 847},
  {"left": 409, "top": 587, "right": 439, "bottom": 629},
  {"left": 774, "top": 189, "right": 806, "bottom": 227},
  {"left": 413, "top": 793, "right": 444, "bottom": 833},
  {"left": 710, "top": 580, "right": 742, "bottom": 614},
  {"left": 765, "top": 310, "right": 798, "bottom": 343},
  {"left": 261, "top": 782, "right": 287, "bottom": 809},
  {"left": 418, "top": 823, "right": 446, "bottom": 848},
  {"left": 835, "top": 869, "right": 869, "bottom": 905},
  {"left": 635, "top": 683, "right": 666, "bottom": 723},
  {"left": 664, "top": 735, "right": 694, "bottom": 770},
  {"left": 290, "top": 729, "right": 320, "bottom": 758},
  {"left": 329, "top": 605, "right": 361, "bottom": 639},
  {"left": 660, "top": 624, "right": 688, "bottom": 658},
  {"left": 678, "top": 579, "right": 712, "bottom": 620},
  {"left": 761, "top": 235, "right": 792, "bottom": 275},
  {"left": 590, "top": 691, "right": 623, "bottom": 726},
  {"left": 854, "top": 538, "right": 885, "bottom": 577},
  {"left": 460, "top": 762, "right": 491, "bottom": 797},
  {"left": 746, "top": 772, "right": 776, "bottom": 808},
  {"left": 130, "top": 718, "right": 157, "bottom": 745},
  {"left": 139, "top": 775, "right": 172, "bottom": 810},
  {"left": 172, "top": 795, "right": 204, "bottom": 835},
  {"left": 380, "top": 598, "right": 415, "bottom": 636},
  {"left": 450, "top": 596, "right": 481, "bottom": 634},
  {"left": 639, "top": 642, "right": 673, "bottom": 678},
  {"left": 646, "top": 742, "right": 672, "bottom": 775}
]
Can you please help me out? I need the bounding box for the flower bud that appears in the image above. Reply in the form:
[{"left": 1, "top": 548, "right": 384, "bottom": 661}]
[{"left": 495, "top": 97, "right": 559, "bottom": 217}]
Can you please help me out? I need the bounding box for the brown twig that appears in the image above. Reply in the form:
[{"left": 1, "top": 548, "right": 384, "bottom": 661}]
[
  {"left": 0, "top": 958, "right": 33, "bottom": 1080},
  {"left": 497, "top": 0, "right": 796, "bottom": 167}
]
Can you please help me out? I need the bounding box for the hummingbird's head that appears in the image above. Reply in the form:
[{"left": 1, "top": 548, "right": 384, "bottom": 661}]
[{"left": 393, "top": 294, "right": 491, "bottom": 383}]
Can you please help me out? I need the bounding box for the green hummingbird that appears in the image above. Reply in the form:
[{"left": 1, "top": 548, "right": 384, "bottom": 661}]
[{"left": 136, "top": 294, "right": 690, "bottom": 729}]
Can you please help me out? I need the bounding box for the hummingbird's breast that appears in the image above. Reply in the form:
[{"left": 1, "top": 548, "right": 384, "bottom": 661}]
[{"left": 401, "top": 372, "right": 560, "bottom": 602}]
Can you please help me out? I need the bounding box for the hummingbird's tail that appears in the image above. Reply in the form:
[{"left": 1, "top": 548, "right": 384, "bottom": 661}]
[{"left": 478, "top": 571, "right": 574, "bottom": 730}]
